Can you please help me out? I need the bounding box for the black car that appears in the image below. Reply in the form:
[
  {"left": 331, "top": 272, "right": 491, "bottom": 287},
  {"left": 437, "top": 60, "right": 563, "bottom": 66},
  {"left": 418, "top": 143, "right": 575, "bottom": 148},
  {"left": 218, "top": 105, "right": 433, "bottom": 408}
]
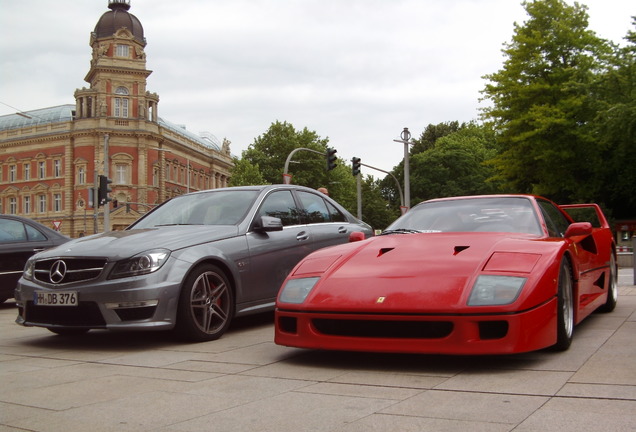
[{"left": 0, "top": 215, "right": 70, "bottom": 303}]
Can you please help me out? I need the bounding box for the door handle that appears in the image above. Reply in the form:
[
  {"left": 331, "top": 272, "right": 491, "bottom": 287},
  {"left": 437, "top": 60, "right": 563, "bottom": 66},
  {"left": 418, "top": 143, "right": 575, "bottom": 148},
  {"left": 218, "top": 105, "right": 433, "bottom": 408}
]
[
  {"left": 296, "top": 231, "right": 309, "bottom": 241},
  {"left": 338, "top": 226, "right": 347, "bottom": 234}
]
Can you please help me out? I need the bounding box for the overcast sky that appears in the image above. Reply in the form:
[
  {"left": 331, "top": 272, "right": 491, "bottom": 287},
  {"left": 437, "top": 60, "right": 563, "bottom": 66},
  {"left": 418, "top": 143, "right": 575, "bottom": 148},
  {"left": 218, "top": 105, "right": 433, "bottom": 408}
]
[{"left": 1, "top": 0, "right": 633, "bottom": 173}]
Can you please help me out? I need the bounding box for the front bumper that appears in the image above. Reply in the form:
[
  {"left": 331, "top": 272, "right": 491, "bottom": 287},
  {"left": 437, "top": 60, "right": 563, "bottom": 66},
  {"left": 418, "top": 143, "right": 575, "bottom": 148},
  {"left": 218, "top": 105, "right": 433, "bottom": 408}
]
[
  {"left": 275, "top": 298, "right": 558, "bottom": 355},
  {"left": 14, "top": 273, "right": 183, "bottom": 332}
]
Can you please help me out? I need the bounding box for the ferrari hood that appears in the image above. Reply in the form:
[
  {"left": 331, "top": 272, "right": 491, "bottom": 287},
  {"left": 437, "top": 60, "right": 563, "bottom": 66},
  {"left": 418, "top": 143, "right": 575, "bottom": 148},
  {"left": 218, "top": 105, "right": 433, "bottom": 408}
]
[
  {"left": 299, "top": 232, "right": 547, "bottom": 313},
  {"left": 34, "top": 225, "right": 240, "bottom": 261}
]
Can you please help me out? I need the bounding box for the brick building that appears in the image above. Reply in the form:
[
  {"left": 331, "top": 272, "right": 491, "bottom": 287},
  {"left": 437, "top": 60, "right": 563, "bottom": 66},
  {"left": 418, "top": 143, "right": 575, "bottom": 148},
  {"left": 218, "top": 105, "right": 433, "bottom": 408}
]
[{"left": 0, "top": 0, "right": 233, "bottom": 237}]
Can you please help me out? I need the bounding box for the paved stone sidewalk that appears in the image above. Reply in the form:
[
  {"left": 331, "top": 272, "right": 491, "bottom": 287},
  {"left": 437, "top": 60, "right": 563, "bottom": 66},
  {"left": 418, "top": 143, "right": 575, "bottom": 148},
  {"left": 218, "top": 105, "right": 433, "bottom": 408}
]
[{"left": 1, "top": 269, "right": 634, "bottom": 431}]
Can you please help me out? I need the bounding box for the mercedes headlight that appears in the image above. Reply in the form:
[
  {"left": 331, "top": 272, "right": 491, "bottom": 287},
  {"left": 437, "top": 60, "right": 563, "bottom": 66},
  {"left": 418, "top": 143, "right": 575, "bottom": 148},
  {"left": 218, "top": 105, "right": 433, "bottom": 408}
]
[
  {"left": 110, "top": 249, "right": 170, "bottom": 279},
  {"left": 468, "top": 275, "right": 526, "bottom": 306},
  {"left": 22, "top": 258, "right": 36, "bottom": 281}
]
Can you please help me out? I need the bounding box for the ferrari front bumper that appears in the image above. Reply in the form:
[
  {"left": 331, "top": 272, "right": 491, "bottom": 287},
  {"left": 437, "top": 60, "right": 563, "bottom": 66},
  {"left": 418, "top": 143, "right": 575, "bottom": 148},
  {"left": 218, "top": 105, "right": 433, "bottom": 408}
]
[{"left": 275, "top": 298, "right": 558, "bottom": 355}]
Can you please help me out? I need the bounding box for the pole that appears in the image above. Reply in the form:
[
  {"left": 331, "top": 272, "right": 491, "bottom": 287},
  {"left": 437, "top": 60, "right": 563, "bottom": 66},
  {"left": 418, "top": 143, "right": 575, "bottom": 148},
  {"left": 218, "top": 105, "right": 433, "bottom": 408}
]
[
  {"left": 356, "top": 174, "right": 362, "bottom": 220},
  {"left": 393, "top": 127, "right": 412, "bottom": 211},
  {"left": 103, "top": 134, "right": 110, "bottom": 232},
  {"left": 93, "top": 165, "right": 98, "bottom": 234}
]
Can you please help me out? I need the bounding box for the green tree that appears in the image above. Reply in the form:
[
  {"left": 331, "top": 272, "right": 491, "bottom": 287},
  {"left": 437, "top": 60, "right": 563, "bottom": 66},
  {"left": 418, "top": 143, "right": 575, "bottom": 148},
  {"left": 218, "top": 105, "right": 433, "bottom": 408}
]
[
  {"left": 409, "top": 123, "right": 501, "bottom": 202},
  {"left": 381, "top": 122, "right": 474, "bottom": 209},
  {"left": 359, "top": 176, "right": 400, "bottom": 231},
  {"left": 594, "top": 19, "right": 636, "bottom": 218},
  {"left": 228, "top": 157, "right": 266, "bottom": 186},
  {"left": 236, "top": 120, "right": 361, "bottom": 218},
  {"left": 481, "top": 0, "right": 611, "bottom": 203}
]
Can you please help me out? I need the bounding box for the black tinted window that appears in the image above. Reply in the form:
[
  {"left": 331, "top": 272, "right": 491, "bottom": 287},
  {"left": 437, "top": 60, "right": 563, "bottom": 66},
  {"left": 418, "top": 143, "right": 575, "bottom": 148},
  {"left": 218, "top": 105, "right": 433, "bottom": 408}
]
[
  {"left": 326, "top": 201, "right": 346, "bottom": 222},
  {"left": 297, "top": 191, "right": 329, "bottom": 223},
  {"left": 538, "top": 200, "right": 570, "bottom": 237},
  {"left": 258, "top": 190, "right": 301, "bottom": 226}
]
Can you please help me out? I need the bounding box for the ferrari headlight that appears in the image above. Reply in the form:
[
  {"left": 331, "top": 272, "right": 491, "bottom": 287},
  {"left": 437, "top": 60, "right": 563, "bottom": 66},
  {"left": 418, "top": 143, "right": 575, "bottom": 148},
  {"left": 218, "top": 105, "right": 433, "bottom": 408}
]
[
  {"left": 110, "top": 249, "right": 170, "bottom": 279},
  {"left": 279, "top": 277, "right": 320, "bottom": 304},
  {"left": 468, "top": 275, "right": 526, "bottom": 306}
]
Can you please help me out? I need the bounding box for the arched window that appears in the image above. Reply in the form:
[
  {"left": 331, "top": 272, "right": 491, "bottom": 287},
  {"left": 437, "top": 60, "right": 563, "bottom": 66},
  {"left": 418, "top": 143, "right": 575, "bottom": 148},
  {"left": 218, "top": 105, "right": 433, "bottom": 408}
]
[{"left": 114, "top": 87, "right": 129, "bottom": 118}]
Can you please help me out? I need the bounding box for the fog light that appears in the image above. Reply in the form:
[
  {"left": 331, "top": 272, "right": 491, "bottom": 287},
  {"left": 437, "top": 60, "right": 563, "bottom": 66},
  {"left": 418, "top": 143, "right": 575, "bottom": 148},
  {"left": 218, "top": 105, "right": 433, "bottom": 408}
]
[{"left": 105, "top": 300, "right": 159, "bottom": 309}]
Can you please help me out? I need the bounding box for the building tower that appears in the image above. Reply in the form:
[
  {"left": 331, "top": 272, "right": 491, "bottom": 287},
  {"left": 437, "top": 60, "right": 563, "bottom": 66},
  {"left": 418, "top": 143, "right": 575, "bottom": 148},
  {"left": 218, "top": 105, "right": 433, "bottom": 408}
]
[{"left": 0, "top": 0, "right": 233, "bottom": 236}]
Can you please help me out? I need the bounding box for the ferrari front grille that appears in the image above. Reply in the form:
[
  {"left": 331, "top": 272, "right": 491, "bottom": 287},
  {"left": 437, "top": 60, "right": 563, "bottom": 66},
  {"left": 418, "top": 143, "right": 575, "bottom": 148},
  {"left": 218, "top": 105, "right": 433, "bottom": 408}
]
[{"left": 312, "top": 319, "right": 453, "bottom": 339}]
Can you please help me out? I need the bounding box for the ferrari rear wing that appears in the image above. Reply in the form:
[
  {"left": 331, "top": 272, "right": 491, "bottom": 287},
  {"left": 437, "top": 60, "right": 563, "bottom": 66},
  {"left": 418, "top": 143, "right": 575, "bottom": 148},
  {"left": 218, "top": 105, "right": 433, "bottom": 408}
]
[{"left": 560, "top": 204, "right": 610, "bottom": 229}]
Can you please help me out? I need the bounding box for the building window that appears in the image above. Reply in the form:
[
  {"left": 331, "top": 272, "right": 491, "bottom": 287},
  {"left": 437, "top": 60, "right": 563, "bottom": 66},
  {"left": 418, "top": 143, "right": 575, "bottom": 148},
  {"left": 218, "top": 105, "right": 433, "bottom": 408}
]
[
  {"left": 153, "top": 166, "right": 159, "bottom": 186},
  {"left": 53, "top": 194, "right": 62, "bottom": 212},
  {"left": 24, "top": 163, "right": 31, "bottom": 180},
  {"left": 23, "top": 196, "right": 31, "bottom": 214},
  {"left": 114, "top": 87, "right": 129, "bottom": 118},
  {"left": 116, "top": 44, "right": 130, "bottom": 58},
  {"left": 38, "top": 161, "right": 46, "bottom": 179},
  {"left": 114, "top": 98, "right": 129, "bottom": 118},
  {"left": 115, "top": 164, "right": 129, "bottom": 184},
  {"left": 9, "top": 197, "right": 17, "bottom": 214},
  {"left": 9, "top": 165, "right": 16, "bottom": 182},
  {"left": 54, "top": 159, "right": 62, "bottom": 177},
  {"left": 38, "top": 195, "right": 47, "bottom": 213},
  {"left": 165, "top": 162, "right": 170, "bottom": 181},
  {"left": 78, "top": 166, "right": 86, "bottom": 184}
]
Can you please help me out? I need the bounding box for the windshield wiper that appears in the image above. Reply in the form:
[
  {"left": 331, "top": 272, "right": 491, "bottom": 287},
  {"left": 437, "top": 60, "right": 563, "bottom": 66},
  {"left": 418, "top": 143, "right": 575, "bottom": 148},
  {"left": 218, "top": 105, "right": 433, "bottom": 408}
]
[
  {"left": 154, "top": 223, "right": 201, "bottom": 227},
  {"left": 380, "top": 228, "right": 422, "bottom": 235}
]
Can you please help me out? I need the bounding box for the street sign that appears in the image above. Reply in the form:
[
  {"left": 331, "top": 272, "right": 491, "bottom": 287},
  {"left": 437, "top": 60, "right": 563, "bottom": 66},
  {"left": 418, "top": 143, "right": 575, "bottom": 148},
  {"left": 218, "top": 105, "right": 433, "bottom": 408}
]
[{"left": 52, "top": 220, "right": 62, "bottom": 231}]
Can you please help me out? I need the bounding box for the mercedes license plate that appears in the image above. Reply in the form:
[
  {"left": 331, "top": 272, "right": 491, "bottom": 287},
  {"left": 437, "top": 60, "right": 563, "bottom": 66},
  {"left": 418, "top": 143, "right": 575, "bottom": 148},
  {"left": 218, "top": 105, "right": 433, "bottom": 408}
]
[{"left": 34, "top": 291, "right": 78, "bottom": 306}]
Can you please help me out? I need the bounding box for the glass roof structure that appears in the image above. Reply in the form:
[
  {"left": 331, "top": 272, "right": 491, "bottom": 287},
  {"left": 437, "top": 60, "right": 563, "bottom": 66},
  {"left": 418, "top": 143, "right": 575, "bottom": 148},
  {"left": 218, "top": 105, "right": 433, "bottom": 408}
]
[{"left": 0, "top": 105, "right": 221, "bottom": 151}]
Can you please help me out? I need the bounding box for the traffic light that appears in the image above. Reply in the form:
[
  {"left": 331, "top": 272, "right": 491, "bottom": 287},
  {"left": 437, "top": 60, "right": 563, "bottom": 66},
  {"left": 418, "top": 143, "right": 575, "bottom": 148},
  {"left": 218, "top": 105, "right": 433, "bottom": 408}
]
[
  {"left": 97, "top": 175, "right": 113, "bottom": 207},
  {"left": 326, "top": 147, "right": 337, "bottom": 171},
  {"left": 351, "top": 157, "right": 361, "bottom": 176}
]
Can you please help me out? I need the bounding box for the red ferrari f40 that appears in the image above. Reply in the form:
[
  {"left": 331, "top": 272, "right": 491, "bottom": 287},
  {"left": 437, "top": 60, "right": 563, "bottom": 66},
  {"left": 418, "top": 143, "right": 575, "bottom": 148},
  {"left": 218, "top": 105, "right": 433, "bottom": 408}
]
[{"left": 275, "top": 195, "right": 617, "bottom": 355}]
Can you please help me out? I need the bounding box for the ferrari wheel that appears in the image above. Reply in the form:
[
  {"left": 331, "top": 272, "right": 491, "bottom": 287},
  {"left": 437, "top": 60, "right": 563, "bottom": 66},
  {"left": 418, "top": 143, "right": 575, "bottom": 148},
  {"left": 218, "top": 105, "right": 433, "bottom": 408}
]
[
  {"left": 597, "top": 253, "right": 618, "bottom": 313},
  {"left": 175, "top": 264, "right": 234, "bottom": 342},
  {"left": 553, "top": 258, "right": 574, "bottom": 351}
]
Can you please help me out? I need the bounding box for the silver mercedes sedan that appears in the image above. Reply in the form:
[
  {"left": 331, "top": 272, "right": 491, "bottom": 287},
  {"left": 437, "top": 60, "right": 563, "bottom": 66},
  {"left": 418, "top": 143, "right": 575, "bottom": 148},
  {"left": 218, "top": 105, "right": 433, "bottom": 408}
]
[{"left": 15, "top": 185, "right": 373, "bottom": 341}]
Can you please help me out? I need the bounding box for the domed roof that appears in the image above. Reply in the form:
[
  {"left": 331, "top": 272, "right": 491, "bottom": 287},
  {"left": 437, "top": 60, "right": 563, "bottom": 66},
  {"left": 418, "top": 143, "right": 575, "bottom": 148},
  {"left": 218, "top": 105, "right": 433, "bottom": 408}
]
[{"left": 94, "top": 0, "right": 145, "bottom": 45}]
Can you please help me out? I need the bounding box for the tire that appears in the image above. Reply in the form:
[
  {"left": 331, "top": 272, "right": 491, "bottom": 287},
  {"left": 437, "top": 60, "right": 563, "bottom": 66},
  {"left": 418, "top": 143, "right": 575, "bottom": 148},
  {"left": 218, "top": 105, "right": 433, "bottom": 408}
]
[
  {"left": 174, "top": 264, "right": 234, "bottom": 342},
  {"left": 553, "top": 258, "right": 574, "bottom": 351},
  {"left": 48, "top": 328, "right": 89, "bottom": 336},
  {"left": 597, "top": 253, "right": 618, "bottom": 313}
]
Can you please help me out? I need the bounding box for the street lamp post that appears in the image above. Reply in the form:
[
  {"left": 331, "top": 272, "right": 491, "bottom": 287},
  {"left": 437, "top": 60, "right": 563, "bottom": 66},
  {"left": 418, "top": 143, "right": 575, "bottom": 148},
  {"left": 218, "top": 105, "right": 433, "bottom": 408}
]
[{"left": 393, "top": 127, "right": 412, "bottom": 212}]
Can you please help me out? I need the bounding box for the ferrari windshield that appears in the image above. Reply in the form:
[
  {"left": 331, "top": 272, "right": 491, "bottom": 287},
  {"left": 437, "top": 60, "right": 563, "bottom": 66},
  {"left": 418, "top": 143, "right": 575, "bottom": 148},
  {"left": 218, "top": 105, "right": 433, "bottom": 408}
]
[
  {"left": 385, "top": 197, "right": 543, "bottom": 235},
  {"left": 130, "top": 190, "right": 260, "bottom": 229}
]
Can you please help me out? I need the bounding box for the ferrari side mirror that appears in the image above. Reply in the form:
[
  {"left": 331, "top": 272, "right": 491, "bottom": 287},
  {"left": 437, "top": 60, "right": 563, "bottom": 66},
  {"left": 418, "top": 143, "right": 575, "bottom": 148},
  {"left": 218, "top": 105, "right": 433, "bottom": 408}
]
[
  {"left": 349, "top": 231, "right": 366, "bottom": 242},
  {"left": 565, "top": 222, "right": 593, "bottom": 238}
]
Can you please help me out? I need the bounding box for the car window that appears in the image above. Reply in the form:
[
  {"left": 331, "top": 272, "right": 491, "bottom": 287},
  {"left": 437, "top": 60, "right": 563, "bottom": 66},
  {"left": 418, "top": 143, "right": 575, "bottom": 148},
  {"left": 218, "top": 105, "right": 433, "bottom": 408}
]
[
  {"left": 297, "top": 191, "right": 329, "bottom": 223},
  {"left": 326, "top": 201, "right": 347, "bottom": 222},
  {"left": 257, "top": 190, "right": 301, "bottom": 226},
  {"left": 25, "top": 224, "right": 47, "bottom": 241},
  {"left": 386, "top": 197, "right": 542, "bottom": 235},
  {"left": 538, "top": 200, "right": 570, "bottom": 237},
  {"left": 132, "top": 190, "right": 259, "bottom": 228},
  {"left": 0, "top": 219, "right": 28, "bottom": 242}
]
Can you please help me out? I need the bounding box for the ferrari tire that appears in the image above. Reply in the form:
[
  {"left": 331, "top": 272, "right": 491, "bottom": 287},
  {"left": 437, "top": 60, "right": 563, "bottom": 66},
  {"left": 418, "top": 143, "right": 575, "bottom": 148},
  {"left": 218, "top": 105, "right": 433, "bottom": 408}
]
[
  {"left": 553, "top": 258, "right": 574, "bottom": 351},
  {"left": 174, "top": 264, "right": 234, "bottom": 342},
  {"left": 597, "top": 253, "right": 618, "bottom": 313}
]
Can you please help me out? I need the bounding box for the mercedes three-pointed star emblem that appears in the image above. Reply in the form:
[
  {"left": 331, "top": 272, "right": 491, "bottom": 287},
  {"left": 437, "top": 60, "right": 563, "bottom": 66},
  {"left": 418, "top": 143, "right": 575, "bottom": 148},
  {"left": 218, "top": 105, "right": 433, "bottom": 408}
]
[{"left": 49, "top": 260, "right": 67, "bottom": 284}]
